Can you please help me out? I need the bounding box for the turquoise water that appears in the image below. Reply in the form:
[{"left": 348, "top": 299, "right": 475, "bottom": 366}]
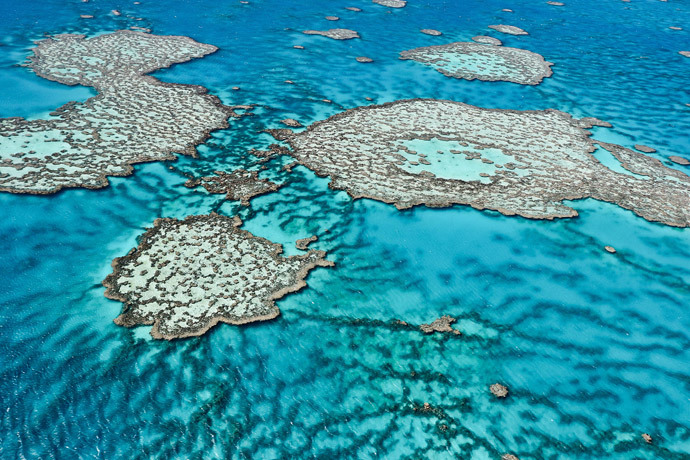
[
  {"left": 1, "top": 0, "right": 689, "bottom": 458},
  {"left": 395, "top": 138, "right": 527, "bottom": 183}
]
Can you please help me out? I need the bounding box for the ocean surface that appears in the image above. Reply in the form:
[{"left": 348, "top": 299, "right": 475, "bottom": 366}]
[{"left": 1, "top": 0, "right": 689, "bottom": 458}]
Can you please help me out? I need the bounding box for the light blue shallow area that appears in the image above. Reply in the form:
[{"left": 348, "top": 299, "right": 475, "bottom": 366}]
[
  {"left": 0, "top": 0, "right": 689, "bottom": 458},
  {"left": 396, "top": 138, "right": 527, "bottom": 183}
]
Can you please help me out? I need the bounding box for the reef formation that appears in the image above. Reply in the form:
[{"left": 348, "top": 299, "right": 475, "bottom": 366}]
[
  {"left": 634, "top": 144, "right": 656, "bottom": 153},
  {"left": 472, "top": 36, "right": 503, "bottom": 46},
  {"left": 373, "top": 0, "right": 406, "bottom": 7},
  {"left": 420, "top": 315, "right": 462, "bottom": 335},
  {"left": 490, "top": 383, "right": 509, "bottom": 398},
  {"left": 184, "top": 169, "right": 281, "bottom": 206},
  {"left": 0, "top": 31, "right": 233, "bottom": 194},
  {"left": 302, "top": 29, "right": 360, "bottom": 40},
  {"left": 295, "top": 235, "right": 318, "bottom": 250},
  {"left": 103, "top": 214, "right": 333, "bottom": 340},
  {"left": 400, "top": 42, "right": 553, "bottom": 85},
  {"left": 268, "top": 99, "right": 690, "bottom": 227},
  {"left": 488, "top": 24, "right": 529, "bottom": 35},
  {"left": 280, "top": 118, "right": 303, "bottom": 128}
]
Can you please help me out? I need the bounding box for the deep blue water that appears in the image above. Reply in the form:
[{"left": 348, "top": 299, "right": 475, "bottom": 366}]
[{"left": 1, "top": 0, "right": 689, "bottom": 458}]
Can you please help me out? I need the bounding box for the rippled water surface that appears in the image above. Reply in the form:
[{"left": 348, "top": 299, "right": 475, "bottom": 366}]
[{"left": 1, "top": 0, "right": 689, "bottom": 458}]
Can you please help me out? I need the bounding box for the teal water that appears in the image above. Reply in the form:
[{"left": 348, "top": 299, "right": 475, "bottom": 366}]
[
  {"left": 1, "top": 0, "right": 689, "bottom": 458},
  {"left": 395, "top": 138, "right": 528, "bottom": 183}
]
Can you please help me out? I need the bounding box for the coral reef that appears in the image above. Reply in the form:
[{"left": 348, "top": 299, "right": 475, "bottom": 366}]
[
  {"left": 280, "top": 118, "right": 303, "bottom": 128},
  {"left": 490, "top": 383, "right": 509, "bottom": 398},
  {"left": 488, "top": 24, "right": 529, "bottom": 35},
  {"left": 400, "top": 42, "right": 553, "bottom": 85},
  {"left": 103, "top": 214, "right": 333, "bottom": 339},
  {"left": 419, "top": 315, "right": 462, "bottom": 335},
  {"left": 302, "top": 29, "right": 360, "bottom": 40},
  {"left": 634, "top": 144, "right": 656, "bottom": 153},
  {"left": 373, "top": 0, "right": 407, "bottom": 7},
  {"left": 184, "top": 169, "right": 281, "bottom": 206},
  {"left": 669, "top": 156, "right": 689, "bottom": 166},
  {"left": 295, "top": 235, "right": 318, "bottom": 250},
  {"left": 0, "top": 31, "right": 233, "bottom": 194},
  {"left": 268, "top": 99, "right": 690, "bottom": 227},
  {"left": 471, "top": 35, "right": 503, "bottom": 46}
]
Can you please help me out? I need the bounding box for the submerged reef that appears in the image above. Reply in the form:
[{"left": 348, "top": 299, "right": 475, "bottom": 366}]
[
  {"left": 488, "top": 24, "right": 529, "bottom": 35},
  {"left": 103, "top": 214, "right": 333, "bottom": 340},
  {"left": 268, "top": 99, "right": 690, "bottom": 227},
  {"left": 400, "top": 42, "right": 553, "bottom": 85},
  {"left": 0, "top": 31, "right": 233, "bottom": 194},
  {"left": 184, "top": 169, "right": 281, "bottom": 206}
]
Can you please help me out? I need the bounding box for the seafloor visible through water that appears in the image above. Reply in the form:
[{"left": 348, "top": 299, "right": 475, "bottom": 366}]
[{"left": 1, "top": 0, "right": 689, "bottom": 458}]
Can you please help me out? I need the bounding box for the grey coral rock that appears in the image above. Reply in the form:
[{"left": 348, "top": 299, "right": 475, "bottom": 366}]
[{"left": 103, "top": 214, "right": 333, "bottom": 339}]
